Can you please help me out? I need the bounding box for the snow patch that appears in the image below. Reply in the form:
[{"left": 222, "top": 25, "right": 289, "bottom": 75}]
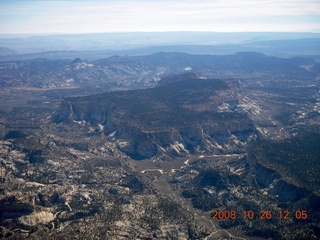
[
  {"left": 117, "top": 140, "right": 131, "bottom": 148},
  {"left": 170, "top": 141, "right": 189, "bottom": 153},
  {"left": 98, "top": 124, "right": 104, "bottom": 131},
  {"left": 157, "top": 144, "right": 167, "bottom": 152},
  {"left": 218, "top": 102, "right": 230, "bottom": 112},
  {"left": 239, "top": 96, "right": 262, "bottom": 115},
  {"left": 73, "top": 120, "right": 86, "bottom": 126},
  {"left": 108, "top": 130, "right": 117, "bottom": 137},
  {"left": 141, "top": 169, "right": 164, "bottom": 174}
]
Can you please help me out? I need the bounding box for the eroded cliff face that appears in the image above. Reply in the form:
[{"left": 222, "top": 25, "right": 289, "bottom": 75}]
[
  {"left": 247, "top": 128, "right": 320, "bottom": 206},
  {"left": 52, "top": 75, "right": 257, "bottom": 159},
  {"left": 112, "top": 120, "right": 255, "bottom": 160},
  {"left": 251, "top": 161, "right": 311, "bottom": 202}
]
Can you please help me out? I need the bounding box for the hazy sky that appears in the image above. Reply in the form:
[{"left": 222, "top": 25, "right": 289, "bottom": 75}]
[{"left": 1, "top": 0, "right": 320, "bottom": 34}]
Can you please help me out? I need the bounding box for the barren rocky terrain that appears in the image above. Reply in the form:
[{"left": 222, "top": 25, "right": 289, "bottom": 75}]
[{"left": 0, "top": 52, "right": 320, "bottom": 239}]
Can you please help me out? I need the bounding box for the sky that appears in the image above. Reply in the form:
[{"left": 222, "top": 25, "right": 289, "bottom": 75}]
[{"left": 0, "top": 0, "right": 320, "bottom": 34}]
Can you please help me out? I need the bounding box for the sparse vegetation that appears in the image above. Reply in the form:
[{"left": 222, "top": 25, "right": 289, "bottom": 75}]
[{"left": 0, "top": 52, "right": 319, "bottom": 239}]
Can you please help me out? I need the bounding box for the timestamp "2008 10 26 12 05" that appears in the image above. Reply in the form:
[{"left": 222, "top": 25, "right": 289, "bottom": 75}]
[{"left": 211, "top": 210, "right": 308, "bottom": 220}]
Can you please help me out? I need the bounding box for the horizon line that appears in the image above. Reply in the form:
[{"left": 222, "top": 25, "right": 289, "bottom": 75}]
[{"left": 1, "top": 30, "right": 320, "bottom": 37}]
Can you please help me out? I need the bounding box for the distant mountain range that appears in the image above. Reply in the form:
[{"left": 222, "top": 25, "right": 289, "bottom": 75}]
[
  {"left": 0, "top": 32, "right": 319, "bottom": 60},
  {"left": 0, "top": 52, "right": 318, "bottom": 91},
  {"left": 0, "top": 47, "right": 16, "bottom": 57}
]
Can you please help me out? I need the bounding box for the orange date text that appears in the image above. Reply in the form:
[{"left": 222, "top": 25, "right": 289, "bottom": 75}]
[{"left": 212, "top": 210, "right": 308, "bottom": 220}]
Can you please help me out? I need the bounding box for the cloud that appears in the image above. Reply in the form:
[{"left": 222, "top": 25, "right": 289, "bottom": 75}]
[{"left": 0, "top": 0, "right": 319, "bottom": 33}]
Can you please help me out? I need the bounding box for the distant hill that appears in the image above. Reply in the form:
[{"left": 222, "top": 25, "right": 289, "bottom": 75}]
[
  {"left": 0, "top": 36, "right": 319, "bottom": 61},
  {"left": 1, "top": 52, "right": 315, "bottom": 90},
  {"left": 0, "top": 47, "right": 16, "bottom": 56}
]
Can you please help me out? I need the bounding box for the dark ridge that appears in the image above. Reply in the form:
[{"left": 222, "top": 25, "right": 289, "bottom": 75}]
[
  {"left": 3, "top": 130, "right": 28, "bottom": 140},
  {"left": 157, "top": 72, "right": 201, "bottom": 86},
  {"left": 72, "top": 57, "right": 83, "bottom": 64},
  {"left": 249, "top": 127, "right": 320, "bottom": 192}
]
